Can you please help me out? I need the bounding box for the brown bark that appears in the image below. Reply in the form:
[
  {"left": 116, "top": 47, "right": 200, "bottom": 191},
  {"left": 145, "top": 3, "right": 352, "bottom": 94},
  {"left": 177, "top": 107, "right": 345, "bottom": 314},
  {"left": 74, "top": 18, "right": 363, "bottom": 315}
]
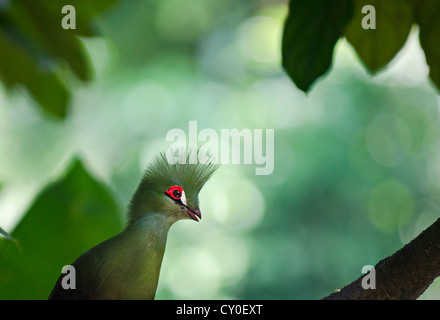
[{"left": 323, "top": 218, "right": 440, "bottom": 300}]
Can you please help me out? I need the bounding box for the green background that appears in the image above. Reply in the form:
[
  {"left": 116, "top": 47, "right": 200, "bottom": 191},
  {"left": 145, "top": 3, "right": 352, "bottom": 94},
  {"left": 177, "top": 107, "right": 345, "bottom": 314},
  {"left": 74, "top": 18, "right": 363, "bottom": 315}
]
[{"left": 0, "top": 0, "right": 439, "bottom": 299}]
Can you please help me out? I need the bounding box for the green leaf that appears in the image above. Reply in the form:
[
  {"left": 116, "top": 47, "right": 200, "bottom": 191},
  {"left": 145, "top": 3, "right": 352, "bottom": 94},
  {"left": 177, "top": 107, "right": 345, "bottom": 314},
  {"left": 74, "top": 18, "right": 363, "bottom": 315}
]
[
  {"left": 0, "top": 29, "right": 69, "bottom": 118},
  {"left": 411, "top": 0, "right": 440, "bottom": 91},
  {"left": 0, "top": 0, "right": 119, "bottom": 117},
  {"left": 282, "top": 0, "right": 354, "bottom": 92},
  {"left": 0, "top": 226, "right": 13, "bottom": 241},
  {"left": 5, "top": 0, "right": 90, "bottom": 82},
  {"left": 0, "top": 160, "right": 124, "bottom": 299},
  {"left": 345, "top": 0, "right": 413, "bottom": 74}
]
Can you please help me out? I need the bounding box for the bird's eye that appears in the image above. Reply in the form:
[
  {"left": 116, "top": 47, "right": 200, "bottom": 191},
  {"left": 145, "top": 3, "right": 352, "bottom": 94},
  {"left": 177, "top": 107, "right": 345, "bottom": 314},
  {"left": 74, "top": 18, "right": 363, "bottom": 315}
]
[
  {"left": 172, "top": 189, "right": 181, "bottom": 198},
  {"left": 165, "top": 185, "right": 184, "bottom": 201}
]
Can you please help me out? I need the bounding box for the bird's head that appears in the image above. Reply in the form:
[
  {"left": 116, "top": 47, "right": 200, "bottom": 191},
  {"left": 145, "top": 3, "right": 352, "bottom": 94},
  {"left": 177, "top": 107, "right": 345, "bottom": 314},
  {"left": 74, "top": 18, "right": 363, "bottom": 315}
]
[
  {"left": 163, "top": 185, "right": 201, "bottom": 221},
  {"left": 128, "top": 151, "right": 218, "bottom": 224}
]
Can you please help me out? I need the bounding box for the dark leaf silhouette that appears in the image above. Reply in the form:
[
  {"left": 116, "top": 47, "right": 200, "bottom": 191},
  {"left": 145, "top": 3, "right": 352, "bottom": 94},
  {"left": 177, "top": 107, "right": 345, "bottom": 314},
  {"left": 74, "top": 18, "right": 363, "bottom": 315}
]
[
  {"left": 0, "top": 0, "right": 118, "bottom": 117},
  {"left": 345, "top": 0, "right": 413, "bottom": 74},
  {"left": 282, "top": 0, "right": 354, "bottom": 92},
  {"left": 282, "top": 0, "right": 440, "bottom": 92}
]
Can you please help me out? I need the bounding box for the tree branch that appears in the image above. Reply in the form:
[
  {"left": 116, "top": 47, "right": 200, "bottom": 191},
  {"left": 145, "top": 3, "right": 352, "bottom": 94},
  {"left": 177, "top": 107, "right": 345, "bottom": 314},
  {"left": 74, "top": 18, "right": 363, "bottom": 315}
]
[{"left": 323, "top": 218, "right": 440, "bottom": 300}]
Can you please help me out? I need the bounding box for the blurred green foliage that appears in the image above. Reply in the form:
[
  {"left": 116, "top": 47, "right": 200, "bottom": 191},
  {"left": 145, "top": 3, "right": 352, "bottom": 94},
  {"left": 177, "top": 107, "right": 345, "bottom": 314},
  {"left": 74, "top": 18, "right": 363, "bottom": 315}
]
[
  {"left": 282, "top": 0, "right": 440, "bottom": 92},
  {"left": 0, "top": 0, "right": 118, "bottom": 117},
  {"left": 0, "top": 0, "right": 440, "bottom": 300},
  {"left": 0, "top": 161, "right": 123, "bottom": 299}
]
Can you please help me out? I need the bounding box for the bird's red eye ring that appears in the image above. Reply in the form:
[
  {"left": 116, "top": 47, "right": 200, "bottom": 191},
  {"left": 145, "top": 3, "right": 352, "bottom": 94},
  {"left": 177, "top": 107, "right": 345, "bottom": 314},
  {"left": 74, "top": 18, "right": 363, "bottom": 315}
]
[{"left": 165, "top": 186, "right": 183, "bottom": 200}]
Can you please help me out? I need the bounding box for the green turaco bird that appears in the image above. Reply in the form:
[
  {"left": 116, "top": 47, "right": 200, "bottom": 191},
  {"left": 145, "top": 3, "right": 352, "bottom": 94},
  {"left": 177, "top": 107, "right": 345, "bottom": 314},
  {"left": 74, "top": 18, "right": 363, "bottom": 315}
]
[{"left": 49, "top": 151, "right": 217, "bottom": 300}]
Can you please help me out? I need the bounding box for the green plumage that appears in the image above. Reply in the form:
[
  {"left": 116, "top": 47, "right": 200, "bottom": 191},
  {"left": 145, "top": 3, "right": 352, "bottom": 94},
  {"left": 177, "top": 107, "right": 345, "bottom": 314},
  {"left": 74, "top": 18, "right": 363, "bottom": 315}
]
[{"left": 49, "top": 151, "right": 217, "bottom": 300}]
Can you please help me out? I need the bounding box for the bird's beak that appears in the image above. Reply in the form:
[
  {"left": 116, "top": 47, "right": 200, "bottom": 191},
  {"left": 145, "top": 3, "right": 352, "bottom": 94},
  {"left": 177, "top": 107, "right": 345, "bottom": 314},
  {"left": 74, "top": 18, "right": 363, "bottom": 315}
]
[{"left": 184, "top": 207, "right": 202, "bottom": 222}]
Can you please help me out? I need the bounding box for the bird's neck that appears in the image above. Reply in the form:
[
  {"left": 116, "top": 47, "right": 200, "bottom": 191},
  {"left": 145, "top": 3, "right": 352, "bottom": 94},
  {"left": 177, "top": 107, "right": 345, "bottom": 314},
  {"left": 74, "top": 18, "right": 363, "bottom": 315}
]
[
  {"left": 118, "top": 213, "right": 174, "bottom": 297},
  {"left": 125, "top": 212, "right": 173, "bottom": 252}
]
